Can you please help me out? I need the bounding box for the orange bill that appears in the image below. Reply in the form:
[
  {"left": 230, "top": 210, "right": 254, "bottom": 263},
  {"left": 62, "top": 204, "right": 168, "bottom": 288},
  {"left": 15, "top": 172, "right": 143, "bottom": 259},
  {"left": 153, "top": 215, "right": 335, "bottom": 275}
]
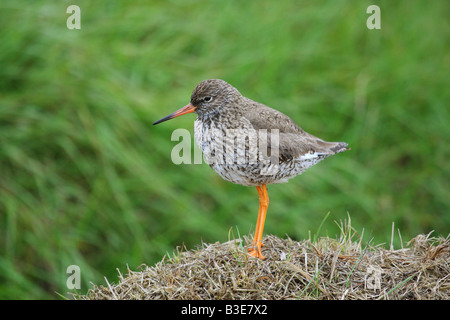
[{"left": 153, "top": 103, "right": 197, "bottom": 125}]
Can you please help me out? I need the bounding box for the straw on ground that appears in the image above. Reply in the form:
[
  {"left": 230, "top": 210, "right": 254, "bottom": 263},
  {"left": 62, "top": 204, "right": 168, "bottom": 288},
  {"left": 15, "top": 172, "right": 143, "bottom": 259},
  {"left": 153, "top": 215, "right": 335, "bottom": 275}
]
[{"left": 77, "top": 228, "right": 449, "bottom": 300}]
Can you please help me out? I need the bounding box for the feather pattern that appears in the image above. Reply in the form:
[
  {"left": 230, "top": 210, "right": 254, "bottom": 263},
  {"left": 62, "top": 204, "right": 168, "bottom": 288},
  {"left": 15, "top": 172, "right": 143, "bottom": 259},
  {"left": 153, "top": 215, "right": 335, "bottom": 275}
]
[{"left": 192, "top": 80, "right": 348, "bottom": 187}]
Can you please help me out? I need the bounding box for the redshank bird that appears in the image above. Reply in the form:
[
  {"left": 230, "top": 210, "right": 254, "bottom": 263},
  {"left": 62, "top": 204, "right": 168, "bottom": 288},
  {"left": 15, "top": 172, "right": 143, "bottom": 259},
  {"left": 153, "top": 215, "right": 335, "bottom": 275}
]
[{"left": 153, "top": 79, "right": 349, "bottom": 259}]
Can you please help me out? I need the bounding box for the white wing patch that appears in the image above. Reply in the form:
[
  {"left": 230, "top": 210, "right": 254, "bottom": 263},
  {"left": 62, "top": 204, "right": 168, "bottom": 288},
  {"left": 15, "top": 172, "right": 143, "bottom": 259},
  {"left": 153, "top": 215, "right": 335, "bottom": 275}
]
[
  {"left": 299, "top": 152, "right": 326, "bottom": 161},
  {"left": 296, "top": 151, "right": 328, "bottom": 170}
]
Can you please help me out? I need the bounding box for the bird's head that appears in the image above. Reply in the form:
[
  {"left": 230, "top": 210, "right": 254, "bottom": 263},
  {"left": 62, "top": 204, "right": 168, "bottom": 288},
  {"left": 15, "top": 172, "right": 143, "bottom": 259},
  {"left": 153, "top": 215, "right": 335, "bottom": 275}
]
[{"left": 153, "top": 79, "right": 240, "bottom": 125}]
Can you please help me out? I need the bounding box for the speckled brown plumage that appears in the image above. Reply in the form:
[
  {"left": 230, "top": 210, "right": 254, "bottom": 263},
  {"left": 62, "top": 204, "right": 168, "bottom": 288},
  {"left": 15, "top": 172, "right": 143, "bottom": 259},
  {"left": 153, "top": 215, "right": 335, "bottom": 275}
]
[
  {"left": 154, "top": 79, "right": 349, "bottom": 259},
  {"left": 189, "top": 79, "right": 349, "bottom": 186}
]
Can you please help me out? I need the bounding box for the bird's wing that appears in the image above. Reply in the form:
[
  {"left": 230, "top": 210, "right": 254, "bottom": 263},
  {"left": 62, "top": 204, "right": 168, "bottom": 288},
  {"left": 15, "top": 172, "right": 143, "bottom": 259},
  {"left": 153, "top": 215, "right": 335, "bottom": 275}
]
[
  {"left": 275, "top": 133, "right": 347, "bottom": 162},
  {"left": 243, "top": 100, "right": 347, "bottom": 162},
  {"left": 243, "top": 99, "right": 305, "bottom": 134}
]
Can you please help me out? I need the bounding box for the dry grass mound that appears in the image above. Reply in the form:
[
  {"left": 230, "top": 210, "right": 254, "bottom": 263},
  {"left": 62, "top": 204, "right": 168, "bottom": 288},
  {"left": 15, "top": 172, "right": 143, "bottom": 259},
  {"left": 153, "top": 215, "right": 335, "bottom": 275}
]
[{"left": 78, "top": 227, "right": 449, "bottom": 300}]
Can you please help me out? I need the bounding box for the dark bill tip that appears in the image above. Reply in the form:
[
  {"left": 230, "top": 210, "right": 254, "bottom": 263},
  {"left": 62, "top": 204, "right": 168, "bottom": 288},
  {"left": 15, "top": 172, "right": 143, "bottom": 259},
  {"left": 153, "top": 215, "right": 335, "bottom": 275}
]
[
  {"left": 153, "top": 103, "right": 197, "bottom": 125},
  {"left": 153, "top": 114, "right": 174, "bottom": 125}
]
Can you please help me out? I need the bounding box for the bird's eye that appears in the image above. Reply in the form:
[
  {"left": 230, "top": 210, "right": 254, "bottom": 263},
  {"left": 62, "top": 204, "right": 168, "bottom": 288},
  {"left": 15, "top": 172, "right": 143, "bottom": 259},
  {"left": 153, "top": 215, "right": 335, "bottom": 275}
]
[{"left": 204, "top": 96, "right": 213, "bottom": 102}]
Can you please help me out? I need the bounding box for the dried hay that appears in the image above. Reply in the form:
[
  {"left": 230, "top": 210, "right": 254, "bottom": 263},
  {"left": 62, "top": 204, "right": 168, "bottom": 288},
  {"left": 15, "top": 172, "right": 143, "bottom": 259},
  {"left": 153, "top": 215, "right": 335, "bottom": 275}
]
[{"left": 77, "top": 227, "right": 449, "bottom": 300}]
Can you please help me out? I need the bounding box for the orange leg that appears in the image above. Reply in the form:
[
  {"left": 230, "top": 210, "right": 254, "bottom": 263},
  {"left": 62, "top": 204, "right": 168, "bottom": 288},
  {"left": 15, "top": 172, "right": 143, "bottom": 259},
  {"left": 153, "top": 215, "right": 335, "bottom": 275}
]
[{"left": 248, "top": 184, "right": 269, "bottom": 259}]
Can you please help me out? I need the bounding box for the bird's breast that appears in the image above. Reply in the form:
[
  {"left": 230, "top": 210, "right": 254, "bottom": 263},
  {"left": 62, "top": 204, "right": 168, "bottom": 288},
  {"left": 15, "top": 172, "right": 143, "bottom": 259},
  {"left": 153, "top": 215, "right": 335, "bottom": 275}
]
[
  {"left": 194, "top": 117, "right": 256, "bottom": 164},
  {"left": 193, "top": 117, "right": 299, "bottom": 186}
]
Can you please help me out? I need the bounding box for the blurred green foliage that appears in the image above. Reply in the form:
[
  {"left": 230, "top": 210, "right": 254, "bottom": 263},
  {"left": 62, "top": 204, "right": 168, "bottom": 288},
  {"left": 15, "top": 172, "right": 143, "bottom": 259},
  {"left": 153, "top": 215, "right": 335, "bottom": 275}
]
[{"left": 0, "top": 0, "right": 448, "bottom": 299}]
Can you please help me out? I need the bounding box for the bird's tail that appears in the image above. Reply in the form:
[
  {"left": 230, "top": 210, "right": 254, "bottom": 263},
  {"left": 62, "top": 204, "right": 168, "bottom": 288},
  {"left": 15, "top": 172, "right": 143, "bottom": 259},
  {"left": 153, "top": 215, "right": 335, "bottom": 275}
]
[{"left": 329, "top": 142, "right": 350, "bottom": 154}]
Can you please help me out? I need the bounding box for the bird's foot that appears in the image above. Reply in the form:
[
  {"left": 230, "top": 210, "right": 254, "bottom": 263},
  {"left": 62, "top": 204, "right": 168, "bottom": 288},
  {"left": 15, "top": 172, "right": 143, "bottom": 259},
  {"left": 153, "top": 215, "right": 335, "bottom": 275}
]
[
  {"left": 249, "top": 241, "right": 265, "bottom": 248},
  {"left": 248, "top": 247, "right": 265, "bottom": 260},
  {"left": 248, "top": 242, "right": 266, "bottom": 260}
]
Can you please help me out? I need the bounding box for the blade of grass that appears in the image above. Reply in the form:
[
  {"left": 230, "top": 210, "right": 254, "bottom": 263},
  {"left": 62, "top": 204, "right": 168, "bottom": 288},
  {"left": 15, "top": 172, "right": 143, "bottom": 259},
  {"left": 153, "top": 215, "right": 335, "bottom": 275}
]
[{"left": 377, "top": 275, "right": 415, "bottom": 300}]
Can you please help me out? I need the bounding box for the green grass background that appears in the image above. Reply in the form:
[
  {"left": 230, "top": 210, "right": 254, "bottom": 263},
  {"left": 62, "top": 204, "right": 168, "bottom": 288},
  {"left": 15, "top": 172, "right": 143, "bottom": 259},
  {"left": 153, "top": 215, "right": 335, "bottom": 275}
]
[{"left": 0, "top": 0, "right": 448, "bottom": 299}]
